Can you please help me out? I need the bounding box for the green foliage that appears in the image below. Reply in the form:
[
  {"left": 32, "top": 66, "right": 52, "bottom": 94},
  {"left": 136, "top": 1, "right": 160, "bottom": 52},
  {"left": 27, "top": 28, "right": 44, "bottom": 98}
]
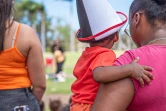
[
  {"left": 56, "top": 25, "right": 70, "bottom": 40},
  {"left": 14, "top": 0, "right": 44, "bottom": 24},
  {"left": 14, "top": 0, "right": 55, "bottom": 49},
  {"left": 16, "top": 0, "right": 44, "bottom": 12},
  {"left": 14, "top": 0, "right": 77, "bottom": 51},
  {"left": 55, "top": 24, "right": 71, "bottom": 51}
]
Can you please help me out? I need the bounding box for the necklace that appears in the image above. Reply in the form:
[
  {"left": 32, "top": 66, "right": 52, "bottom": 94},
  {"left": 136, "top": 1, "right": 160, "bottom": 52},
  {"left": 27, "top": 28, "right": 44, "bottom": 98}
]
[{"left": 147, "top": 38, "right": 166, "bottom": 45}]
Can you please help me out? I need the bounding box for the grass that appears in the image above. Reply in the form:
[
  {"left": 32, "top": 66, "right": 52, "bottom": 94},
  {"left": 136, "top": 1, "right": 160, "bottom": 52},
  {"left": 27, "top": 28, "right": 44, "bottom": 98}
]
[
  {"left": 64, "top": 52, "right": 81, "bottom": 74},
  {"left": 44, "top": 52, "right": 80, "bottom": 94},
  {"left": 46, "top": 77, "right": 75, "bottom": 94},
  {"left": 114, "top": 50, "right": 125, "bottom": 57}
]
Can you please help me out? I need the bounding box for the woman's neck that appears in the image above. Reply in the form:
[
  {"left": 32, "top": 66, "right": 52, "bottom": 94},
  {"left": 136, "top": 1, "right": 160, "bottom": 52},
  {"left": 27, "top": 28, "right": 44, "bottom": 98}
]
[{"left": 142, "top": 27, "right": 166, "bottom": 46}]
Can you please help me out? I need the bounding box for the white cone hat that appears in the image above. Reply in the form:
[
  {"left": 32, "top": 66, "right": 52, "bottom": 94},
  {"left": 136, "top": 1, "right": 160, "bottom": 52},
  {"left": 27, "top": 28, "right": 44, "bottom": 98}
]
[{"left": 76, "top": 0, "right": 128, "bottom": 42}]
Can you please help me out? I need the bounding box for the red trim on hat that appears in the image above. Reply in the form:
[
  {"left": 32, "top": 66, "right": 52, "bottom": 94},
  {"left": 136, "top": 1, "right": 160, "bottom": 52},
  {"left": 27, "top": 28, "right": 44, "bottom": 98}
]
[
  {"left": 76, "top": 29, "right": 81, "bottom": 37},
  {"left": 76, "top": 12, "right": 128, "bottom": 41}
]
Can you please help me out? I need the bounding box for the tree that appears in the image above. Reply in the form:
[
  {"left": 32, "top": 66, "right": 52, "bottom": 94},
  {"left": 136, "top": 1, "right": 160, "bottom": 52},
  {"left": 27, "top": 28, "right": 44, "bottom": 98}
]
[
  {"left": 14, "top": 0, "right": 47, "bottom": 51},
  {"left": 15, "top": 0, "right": 44, "bottom": 27},
  {"left": 55, "top": 0, "right": 75, "bottom": 52},
  {"left": 55, "top": 24, "right": 71, "bottom": 51}
]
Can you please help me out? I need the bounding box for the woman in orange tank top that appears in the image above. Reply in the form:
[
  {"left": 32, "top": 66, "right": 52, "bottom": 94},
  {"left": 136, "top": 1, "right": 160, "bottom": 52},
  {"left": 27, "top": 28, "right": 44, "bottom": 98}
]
[{"left": 0, "top": 0, "right": 46, "bottom": 110}]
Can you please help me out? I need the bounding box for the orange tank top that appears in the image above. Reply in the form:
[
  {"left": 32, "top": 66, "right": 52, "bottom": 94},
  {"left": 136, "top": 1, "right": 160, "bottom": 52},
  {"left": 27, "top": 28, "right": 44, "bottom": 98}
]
[{"left": 0, "top": 24, "right": 31, "bottom": 90}]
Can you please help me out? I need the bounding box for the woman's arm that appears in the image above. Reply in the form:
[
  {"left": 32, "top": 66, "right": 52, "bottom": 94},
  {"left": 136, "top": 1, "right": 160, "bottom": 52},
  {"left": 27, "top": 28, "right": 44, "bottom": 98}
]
[
  {"left": 26, "top": 27, "right": 46, "bottom": 103},
  {"left": 91, "top": 78, "right": 135, "bottom": 111}
]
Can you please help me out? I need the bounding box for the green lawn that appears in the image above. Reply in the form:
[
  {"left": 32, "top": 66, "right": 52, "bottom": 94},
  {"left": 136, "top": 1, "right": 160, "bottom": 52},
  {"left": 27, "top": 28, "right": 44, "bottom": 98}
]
[
  {"left": 45, "top": 52, "right": 80, "bottom": 94},
  {"left": 64, "top": 52, "right": 81, "bottom": 74},
  {"left": 46, "top": 77, "right": 75, "bottom": 94}
]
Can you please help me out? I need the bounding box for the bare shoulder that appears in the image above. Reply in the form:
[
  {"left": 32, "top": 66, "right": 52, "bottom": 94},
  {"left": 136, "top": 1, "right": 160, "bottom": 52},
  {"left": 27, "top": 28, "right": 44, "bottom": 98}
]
[
  {"left": 15, "top": 22, "right": 41, "bottom": 57},
  {"left": 19, "top": 24, "right": 37, "bottom": 38},
  {"left": 19, "top": 23, "right": 40, "bottom": 45}
]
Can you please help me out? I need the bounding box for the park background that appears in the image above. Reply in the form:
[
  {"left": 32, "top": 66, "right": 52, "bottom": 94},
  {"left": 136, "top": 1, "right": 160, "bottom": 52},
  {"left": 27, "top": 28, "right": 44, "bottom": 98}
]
[{"left": 14, "top": 0, "right": 134, "bottom": 110}]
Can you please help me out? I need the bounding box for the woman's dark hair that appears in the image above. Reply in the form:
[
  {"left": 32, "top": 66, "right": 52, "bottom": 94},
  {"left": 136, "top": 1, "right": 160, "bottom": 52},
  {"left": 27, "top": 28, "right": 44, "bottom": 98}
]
[
  {"left": 130, "top": 0, "right": 166, "bottom": 26},
  {"left": 51, "top": 44, "right": 64, "bottom": 53},
  {"left": 0, "top": 0, "right": 14, "bottom": 52}
]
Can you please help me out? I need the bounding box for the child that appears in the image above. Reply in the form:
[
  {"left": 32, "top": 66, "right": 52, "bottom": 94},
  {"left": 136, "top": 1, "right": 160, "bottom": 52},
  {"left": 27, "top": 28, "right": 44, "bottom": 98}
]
[{"left": 70, "top": 0, "right": 154, "bottom": 111}]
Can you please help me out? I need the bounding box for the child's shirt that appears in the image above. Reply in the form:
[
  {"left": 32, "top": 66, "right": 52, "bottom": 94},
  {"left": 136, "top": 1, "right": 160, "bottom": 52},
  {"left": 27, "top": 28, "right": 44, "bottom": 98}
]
[{"left": 71, "top": 46, "right": 116, "bottom": 104}]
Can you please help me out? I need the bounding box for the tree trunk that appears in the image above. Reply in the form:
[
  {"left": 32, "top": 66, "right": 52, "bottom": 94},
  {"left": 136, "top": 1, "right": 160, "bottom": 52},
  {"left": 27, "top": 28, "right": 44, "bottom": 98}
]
[
  {"left": 41, "top": 12, "right": 46, "bottom": 52},
  {"left": 69, "top": 1, "right": 75, "bottom": 52}
]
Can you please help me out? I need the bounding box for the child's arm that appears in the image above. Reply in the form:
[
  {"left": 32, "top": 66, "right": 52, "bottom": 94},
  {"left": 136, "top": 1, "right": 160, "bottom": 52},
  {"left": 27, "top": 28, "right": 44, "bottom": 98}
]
[{"left": 93, "top": 57, "right": 154, "bottom": 87}]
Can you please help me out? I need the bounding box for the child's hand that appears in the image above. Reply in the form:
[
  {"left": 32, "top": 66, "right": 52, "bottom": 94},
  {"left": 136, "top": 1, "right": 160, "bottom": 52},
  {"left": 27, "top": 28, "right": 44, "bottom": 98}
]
[{"left": 130, "top": 57, "right": 154, "bottom": 87}]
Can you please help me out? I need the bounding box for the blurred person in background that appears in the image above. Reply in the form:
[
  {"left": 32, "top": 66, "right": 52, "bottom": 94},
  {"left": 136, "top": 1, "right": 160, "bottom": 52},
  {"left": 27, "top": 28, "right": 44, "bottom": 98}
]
[
  {"left": 0, "top": 0, "right": 46, "bottom": 110},
  {"left": 51, "top": 39, "right": 66, "bottom": 82}
]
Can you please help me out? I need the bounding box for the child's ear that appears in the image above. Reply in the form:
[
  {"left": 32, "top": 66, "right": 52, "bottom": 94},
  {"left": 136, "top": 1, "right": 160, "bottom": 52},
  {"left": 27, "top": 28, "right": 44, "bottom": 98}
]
[{"left": 113, "top": 33, "right": 119, "bottom": 42}]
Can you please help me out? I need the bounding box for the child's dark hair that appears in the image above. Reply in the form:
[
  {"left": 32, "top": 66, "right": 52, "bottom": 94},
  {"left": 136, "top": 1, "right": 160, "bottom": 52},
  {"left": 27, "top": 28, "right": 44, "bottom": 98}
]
[
  {"left": 91, "top": 32, "right": 117, "bottom": 43},
  {"left": 130, "top": 0, "right": 166, "bottom": 27},
  {"left": 0, "top": 0, "right": 14, "bottom": 52},
  {"left": 49, "top": 99, "right": 62, "bottom": 111},
  {"left": 39, "top": 101, "right": 45, "bottom": 111}
]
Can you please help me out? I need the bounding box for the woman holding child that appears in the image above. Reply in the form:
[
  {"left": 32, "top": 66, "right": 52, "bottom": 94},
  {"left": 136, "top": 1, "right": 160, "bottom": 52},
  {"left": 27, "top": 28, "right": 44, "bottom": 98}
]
[
  {"left": 71, "top": 0, "right": 154, "bottom": 111},
  {"left": 91, "top": 0, "right": 166, "bottom": 110}
]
